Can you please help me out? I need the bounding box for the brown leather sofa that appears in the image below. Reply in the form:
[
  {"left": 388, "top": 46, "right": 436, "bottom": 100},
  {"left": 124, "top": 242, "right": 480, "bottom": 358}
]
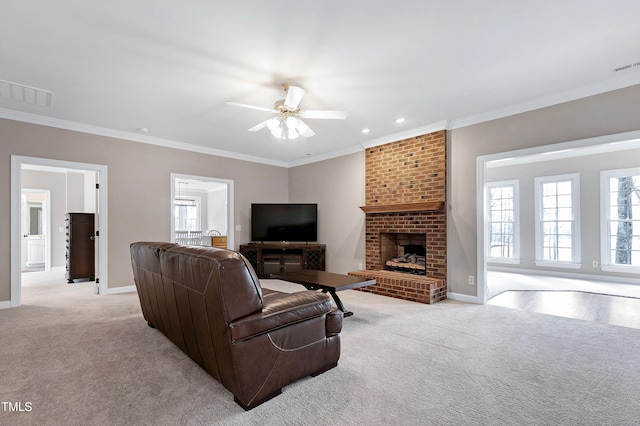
[{"left": 130, "top": 242, "right": 343, "bottom": 410}]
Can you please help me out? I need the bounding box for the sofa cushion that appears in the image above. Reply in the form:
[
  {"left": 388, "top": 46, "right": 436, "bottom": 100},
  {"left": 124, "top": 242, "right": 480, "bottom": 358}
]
[
  {"left": 161, "top": 245, "right": 264, "bottom": 323},
  {"left": 228, "top": 291, "right": 333, "bottom": 342}
]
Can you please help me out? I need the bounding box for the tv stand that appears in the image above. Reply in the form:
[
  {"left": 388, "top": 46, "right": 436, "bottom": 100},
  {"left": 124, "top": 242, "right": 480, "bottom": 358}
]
[{"left": 239, "top": 243, "right": 325, "bottom": 279}]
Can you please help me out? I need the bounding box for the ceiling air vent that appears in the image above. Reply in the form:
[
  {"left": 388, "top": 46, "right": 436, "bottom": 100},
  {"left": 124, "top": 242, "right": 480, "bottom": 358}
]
[
  {"left": 614, "top": 61, "right": 640, "bottom": 72},
  {"left": 0, "top": 79, "right": 52, "bottom": 107}
]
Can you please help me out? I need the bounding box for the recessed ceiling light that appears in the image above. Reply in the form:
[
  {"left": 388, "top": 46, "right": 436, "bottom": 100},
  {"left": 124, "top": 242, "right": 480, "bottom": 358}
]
[
  {"left": 395, "top": 118, "right": 405, "bottom": 124},
  {"left": 361, "top": 128, "right": 370, "bottom": 134}
]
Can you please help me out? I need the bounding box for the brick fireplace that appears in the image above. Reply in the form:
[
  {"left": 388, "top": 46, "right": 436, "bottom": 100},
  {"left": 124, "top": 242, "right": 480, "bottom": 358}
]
[{"left": 348, "top": 130, "right": 447, "bottom": 304}]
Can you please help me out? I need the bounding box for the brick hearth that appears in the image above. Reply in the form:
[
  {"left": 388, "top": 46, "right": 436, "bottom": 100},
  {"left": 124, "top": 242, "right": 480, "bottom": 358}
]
[
  {"left": 348, "top": 270, "right": 446, "bottom": 304},
  {"left": 351, "top": 130, "right": 447, "bottom": 305}
]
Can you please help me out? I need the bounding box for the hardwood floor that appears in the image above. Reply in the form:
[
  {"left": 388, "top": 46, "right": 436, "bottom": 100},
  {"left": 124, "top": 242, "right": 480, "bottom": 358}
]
[
  {"left": 489, "top": 290, "right": 640, "bottom": 330},
  {"left": 487, "top": 271, "right": 640, "bottom": 329}
]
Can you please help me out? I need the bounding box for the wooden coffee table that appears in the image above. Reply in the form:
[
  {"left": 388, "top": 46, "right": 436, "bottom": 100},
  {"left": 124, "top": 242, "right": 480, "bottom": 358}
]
[{"left": 271, "top": 270, "right": 375, "bottom": 317}]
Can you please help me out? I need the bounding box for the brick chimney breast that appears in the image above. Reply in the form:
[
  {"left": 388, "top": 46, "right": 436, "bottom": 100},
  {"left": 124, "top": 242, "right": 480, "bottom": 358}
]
[{"left": 350, "top": 130, "right": 447, "bottom": 304}]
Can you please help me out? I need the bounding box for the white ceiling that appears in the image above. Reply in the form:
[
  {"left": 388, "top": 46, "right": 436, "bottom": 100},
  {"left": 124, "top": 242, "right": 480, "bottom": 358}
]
[{"left": 2, "top": 1, "right": 640, "bottom": 167}]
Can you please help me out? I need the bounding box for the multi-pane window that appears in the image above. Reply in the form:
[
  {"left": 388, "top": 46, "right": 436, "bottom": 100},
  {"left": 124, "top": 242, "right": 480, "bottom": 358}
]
[
  {"left": 535, "top": 174, "right": 580, "bottom": 266},
  {"left": 174, "top": 198, "right": 201, "bottom": 231},
  {"left": 487, "top": 181, "right": 519, "bottom": 261},
  {"left": 601, "top": 168, "right": 640, "bottom": 270}
]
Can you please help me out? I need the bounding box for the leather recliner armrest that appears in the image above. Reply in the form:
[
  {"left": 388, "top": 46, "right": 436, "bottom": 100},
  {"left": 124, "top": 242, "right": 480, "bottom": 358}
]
[
  {"left": 229, "top": 291, "right": 333, "bottom": 342},
  {"left": 325, "top": 308, "right": 343, "bottom": 337}
]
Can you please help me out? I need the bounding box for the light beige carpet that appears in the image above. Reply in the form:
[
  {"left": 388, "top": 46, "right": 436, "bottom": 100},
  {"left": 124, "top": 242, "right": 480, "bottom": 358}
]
[{"left": 2, "top": 273, "right": 640, "bottom": 425}]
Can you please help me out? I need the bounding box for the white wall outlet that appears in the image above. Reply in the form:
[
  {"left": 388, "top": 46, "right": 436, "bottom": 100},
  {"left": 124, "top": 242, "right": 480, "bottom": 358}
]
[
  {"left": 468, "top": 275, "right": 475, "bottom": 285},
  {"left": 235, "top": 225, "right": 241, "bottom": 232},
  {"left": 59, "top": 226, "right": 64, "bottom": 232},
  {"left": 358, "top": 263, "right": 363, "bottom": 270},
  {"left": 592, "top": 261, "right": 599, "bottom": 267}
]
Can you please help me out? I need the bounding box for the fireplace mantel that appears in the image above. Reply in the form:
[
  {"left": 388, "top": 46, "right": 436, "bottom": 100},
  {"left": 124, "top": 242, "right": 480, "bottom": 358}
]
[{"left": 359, "top": 201, "right": 444, "bottom": 214}]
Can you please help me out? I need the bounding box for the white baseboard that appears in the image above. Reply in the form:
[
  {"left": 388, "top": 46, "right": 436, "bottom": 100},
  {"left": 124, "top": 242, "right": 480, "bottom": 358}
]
[
  {"left": 0, "top": 300, "right": 12, "bottom": 310},
  {"left": 103, "top": 285, "right": 136, "bottom": 295},
  {"left": 447, "top": 292, "right": 480, "bottom": 304},
  {"left": 489, "top": 266, "right": 640, "bottom": 286}
]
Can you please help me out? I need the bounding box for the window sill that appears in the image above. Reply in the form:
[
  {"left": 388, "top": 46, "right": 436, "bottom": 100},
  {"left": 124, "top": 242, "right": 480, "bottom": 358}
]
[
  {"left": 534, "top": 261, "right": 582, "bottom": 269},
  {"left": 600, "top": 265, "right": 640, "bottom": 274},
  {"left": 487, "top": 258, "right": 521, "bottom": 265}
]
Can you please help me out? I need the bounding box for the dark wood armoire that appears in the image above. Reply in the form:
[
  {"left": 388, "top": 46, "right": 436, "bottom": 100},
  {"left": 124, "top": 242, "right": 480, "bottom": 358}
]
[{"left": 65, "top": 213, "right": 95, "bottom": 283}]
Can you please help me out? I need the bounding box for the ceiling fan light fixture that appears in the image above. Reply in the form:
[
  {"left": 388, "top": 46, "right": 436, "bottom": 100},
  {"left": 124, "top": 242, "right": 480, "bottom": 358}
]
[
  {"left": 267, "top": 117, "right": 280, "bottom": 132},
  {"left": 229, "top": 83, "right": 346, "bottom": 140},
  {"left": 267, "top": 118, "right": 284, "bottom": 138},
  {"left": 286, "top": 116, "right": 299, "bottom": 129}
]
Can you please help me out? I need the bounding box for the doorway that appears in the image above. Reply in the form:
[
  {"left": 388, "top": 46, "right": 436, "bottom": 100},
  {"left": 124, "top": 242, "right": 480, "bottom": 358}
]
[
  {"left": 11, "top": 156, "right": 108, "bottom": 307},
  {"left": 476, "top": 130, "right": 640, "bottom": 304},
  {"left": 21, "top": 188, "right": 51, "bottom": 272},
  {"left": 170, "top": 174, "right": 234, "bottom": 249}
]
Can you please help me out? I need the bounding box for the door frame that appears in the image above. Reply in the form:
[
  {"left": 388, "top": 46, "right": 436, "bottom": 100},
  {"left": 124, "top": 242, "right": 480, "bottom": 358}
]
[
  {"left": 476, "top": 129, "right": 640, "bottom": 304},
  {"left": 11, "top": 155, "right": 108, "bottom": 307}
]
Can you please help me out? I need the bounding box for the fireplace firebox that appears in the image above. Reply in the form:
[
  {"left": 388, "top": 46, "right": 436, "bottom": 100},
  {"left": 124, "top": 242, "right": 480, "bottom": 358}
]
[{"left": 381, "top": 233, "right": 427, "bottom": 274}]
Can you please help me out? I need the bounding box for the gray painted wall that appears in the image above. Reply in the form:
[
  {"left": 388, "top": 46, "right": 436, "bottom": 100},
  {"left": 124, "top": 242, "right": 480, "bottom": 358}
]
[{"left": 288, "top": 152, "right": 366, "bottom": 274}]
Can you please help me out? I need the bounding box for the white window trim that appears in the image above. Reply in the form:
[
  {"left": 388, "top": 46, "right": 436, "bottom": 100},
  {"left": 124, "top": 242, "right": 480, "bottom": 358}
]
[
  {"left": 534, "top": 173, "right": 581, "bottom": 267},
  {"left": 175, "top": 196, "right": 202, "bottom": 231},
  {"left": 486, "top": 180, "right": 520, "bottom": 264},
  {"left": 600, "top": 167, "right": 640, "bottom": 274}
]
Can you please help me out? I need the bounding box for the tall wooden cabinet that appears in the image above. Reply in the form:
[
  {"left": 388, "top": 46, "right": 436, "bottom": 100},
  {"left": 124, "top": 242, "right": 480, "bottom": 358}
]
[
  {"left": 239, "top": 243, "right": 325, "bottom": 278},
  {"left": 65, "top": 213, "right": 95, "bottom": 283}
]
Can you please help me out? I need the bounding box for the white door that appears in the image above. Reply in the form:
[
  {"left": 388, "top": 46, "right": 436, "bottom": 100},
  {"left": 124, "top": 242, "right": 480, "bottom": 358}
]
[
  {"left": 21, "top": 193, "right": 49, "bottom": 271},
  {"left": 26, "top": 236, "right": 45, "bottom": 268}
]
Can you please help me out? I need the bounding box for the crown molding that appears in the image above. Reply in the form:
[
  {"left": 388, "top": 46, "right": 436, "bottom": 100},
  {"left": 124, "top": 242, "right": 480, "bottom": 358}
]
[
  {"left": 449, "top": 73, "right": 640, "bottom": 129},
  {"left": 287, "top": 119, "right": 451, "bottom": 167},
  {"left": 359, "top": 120, "right": 450, "bottom": 150},
  {"left": 3, "top": 73, "right": 640, "bottom": 168},
  {"left": 484, "top": 129, "right": 640, "bottom": 168},
  {"left": 0, "top": 108, "right": 289, "bottom": 168},
  {"left": 286, "top": 144, "right": 364, "bottom": 168}
]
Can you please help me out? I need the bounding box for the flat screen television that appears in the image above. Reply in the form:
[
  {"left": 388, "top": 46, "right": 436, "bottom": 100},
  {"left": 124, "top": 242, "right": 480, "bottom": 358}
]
[{"left": 251, "top": 203, "right": 318, "bottom": 242}]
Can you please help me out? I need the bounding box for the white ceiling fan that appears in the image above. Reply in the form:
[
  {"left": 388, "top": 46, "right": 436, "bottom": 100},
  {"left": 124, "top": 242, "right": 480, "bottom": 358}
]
[{"left": 227, "top": 83, "right": 347, "bottom": 140}]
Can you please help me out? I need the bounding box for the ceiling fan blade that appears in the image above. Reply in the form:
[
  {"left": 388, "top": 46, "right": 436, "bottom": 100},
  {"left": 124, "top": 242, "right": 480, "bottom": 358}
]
[
  {"left": 248, "top": 119, "right": 272, "bottom": 132},
  {"left": 227, "top": 101, "right": 275, "bottom": 113},
  {"left": 302, "top": 126, "right": 315, "bottom": 138},
  {"left": 299, "top": 109, "right": 347, "bottom": 120},
  {"left": 296, "top": 119, "right": 315, "bottom": 138},
  {"left": 284, "top": 85, "right": 305, "bottom": 109}
]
